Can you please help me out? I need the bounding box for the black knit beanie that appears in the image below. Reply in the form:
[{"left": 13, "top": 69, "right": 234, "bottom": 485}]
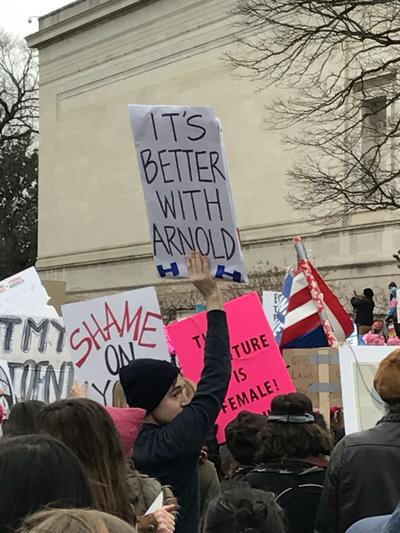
[{"left": 119, "top": 358, "right": 180, "bottom": 413}]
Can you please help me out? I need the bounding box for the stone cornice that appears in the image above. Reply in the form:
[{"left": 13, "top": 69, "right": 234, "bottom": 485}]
[
  {"left": 26, "top": 0, "right": 151, "bottom": 49},
  {"left": 36, "top": 217, "right": 400, "bottom": 271}
]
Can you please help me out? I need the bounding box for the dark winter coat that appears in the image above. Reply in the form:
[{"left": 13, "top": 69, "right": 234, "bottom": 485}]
[
  {"left": 242, "top": 458, "right": 328, "bottom": 533},
  {"left": 133, "top": 311, "right": 231, "bottom": 533},
  {"left": 315, "top": 413, "right": 400, "bottom": 533},
  {"left": 351, "top": 296, "right": 374, "bottom": 327}
]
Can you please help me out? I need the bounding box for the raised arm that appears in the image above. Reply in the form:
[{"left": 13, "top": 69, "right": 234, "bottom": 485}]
[{"left": 158, "top": 252, "right": 231, "bottom": 455}]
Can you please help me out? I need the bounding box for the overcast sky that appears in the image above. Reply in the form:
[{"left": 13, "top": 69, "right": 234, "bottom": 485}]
[{"left": 2, "top": 0, "right": 73, "bottom": 38}]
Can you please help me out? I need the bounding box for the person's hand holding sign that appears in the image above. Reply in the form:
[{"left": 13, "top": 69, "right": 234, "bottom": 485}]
[{"left": 186, "top": 251, "right": 223, "bottom": 312}]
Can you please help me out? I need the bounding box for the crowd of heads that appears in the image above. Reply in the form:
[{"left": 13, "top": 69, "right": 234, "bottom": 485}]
[
  {"left": 0, "top": 385, "right": 332, "bottom": 533},
  {"left": 0, "top": 259, "right": 399, "bottom": 533},
  {"left": 1, "top": 350, "right": 400, "bottom": 533},
  {"left": 226, "top": 394, "right": 332, "bottom": 468}
]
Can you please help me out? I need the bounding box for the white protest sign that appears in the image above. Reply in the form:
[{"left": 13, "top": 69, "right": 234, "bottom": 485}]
[
  {"left": 0, "top": 267, "right": 58, "bottom": 317},
  {"left": 262, "top": 291, "right": 283, "bottom": 334},
  {"left": 339, "top": 345, "right": 393, "bottom": 434},
  {"left": 146, "top": 492, "right": 164, "bottom": 515},
  {"left": 129, "top": 105, "right": 247, "bottom": 283},
  {"left": 0, "top": 359, "right": 15, "bottom": 413},
  {"left": 62, "top": 287, "right": 169, "bottom": 405},
  {"left": 0, "top": 315, "right": 73, "bottom": 403}
]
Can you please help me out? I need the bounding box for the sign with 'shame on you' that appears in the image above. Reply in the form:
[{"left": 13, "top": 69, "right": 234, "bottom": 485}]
[
  {"left": 128, "top": 104, "right": 247, "bottom": 283},
  {"left": 167, "top": 292, "right": 295, "bottom": 442},
  {"left": 62, "top": 287, "right": 169, "bottom": 406}
]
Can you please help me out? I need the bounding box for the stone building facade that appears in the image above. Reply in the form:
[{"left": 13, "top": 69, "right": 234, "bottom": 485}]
[{"left": 27, "top": 0, "right": 399, "bottom": 310}]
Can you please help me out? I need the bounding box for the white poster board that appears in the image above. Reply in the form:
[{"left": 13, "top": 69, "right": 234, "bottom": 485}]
[
  {"left": 347, "top": 323, "right": 359, "bottom": 346},
  {"left": 129, "top": 105, "right": 247, "bottom": 283},
  {"left": 0, "top": 267, "right": 58, "bottom": 317},
  {"left": 0, "top": 315, "right": 73, "bottom": 403},
  {"left": 339, "top": 345, "right": 393, "bottom": 434},
  {"left": 0, "top": 359, "right": 15, "bottom": 413},
  {"left": 62, "top": 287, "right": 169, "bottom": 405},
  {"left": 262, "top": 291, "right": 283, "bottom": 335}
]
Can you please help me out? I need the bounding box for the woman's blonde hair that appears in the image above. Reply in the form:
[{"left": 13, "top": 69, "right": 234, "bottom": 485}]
[
  {"left": 112, "top": 382, "right": 128, "bottom": 408},
  {"left": 18, "top": 508, "right": 137, "bottom": 533}
]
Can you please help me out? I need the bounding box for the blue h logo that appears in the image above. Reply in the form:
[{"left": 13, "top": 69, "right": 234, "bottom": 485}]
[
  {"left": 157, "top": 262, "right": 180, "bottom": 278},
  {"left": 215, "top": 265, "right": 242, "bottom": 283}
]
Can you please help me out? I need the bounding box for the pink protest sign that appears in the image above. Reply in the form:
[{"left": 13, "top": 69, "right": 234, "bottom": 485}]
[{"left": 168, "top": 292, "right": 295, "bottom": 442}]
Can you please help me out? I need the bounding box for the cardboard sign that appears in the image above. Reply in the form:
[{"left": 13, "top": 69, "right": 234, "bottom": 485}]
[
  {"left": 42, "top": 280, "right": 67, "bottom": 316},
  {"left": 0, "top": 267, "right": 58, "bottom": 317},
  {"left": 62, "top": 287, "right": 169, "bottom": 406},
  {"left": 168, "top": 292, "right": 295, "bottom": 441},
  {"left": 283, "top": 347, "right": 341, "bottom": 424},
  {"left": 339, "top": 345, "right": 393, "bottom": 434},
  {"left": 129, "top": 105, "right": 247, "bottom": 283},
  {"left": 0, "top": 315, "right": 73, "bottom": 403}
]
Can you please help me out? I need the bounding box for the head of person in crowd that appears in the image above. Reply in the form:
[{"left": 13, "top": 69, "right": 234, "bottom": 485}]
[
  {"left": 203, "top": 487, "right": 287, "bottom": 533},
  {"left": 364, "top": 329, "right": 386, "bottom": 346},
  {"left": 374, "top": 348, "right": 400, "bottom": 412},
  {"left": 363, "top": 288, "right": 374, "bottom": 300},
  {"left": 105, "top": 406, "right": 146, "bottom": 457},
  {"left": 119, "top": 358, "right": 190, "bottom": 425},
  {"left": 225, "top": 411, "right": 269, "bottom": 466},
  {"left": 257, "top": 393, "right": 331, "bottom": 462},
  {"left": 112, "top": 381, "right": 128, "bottom": 408},
  {"left": 371, "top": 321, "right": 385, "bottom": 334},
  {"left": 36, "top": 398, "right": 136, "bottom": 525},
  {"left": 0, "top": 434, "right": 92, "bottom": 532},
  {"left": 364, "top": 321, "right": 386, "bottom": 345},
  {"left": 3, "top": 400, "right": 45, "bottom": 436},
  {"left": 18, "top": 508, "right": 138, "bottom": 533}
]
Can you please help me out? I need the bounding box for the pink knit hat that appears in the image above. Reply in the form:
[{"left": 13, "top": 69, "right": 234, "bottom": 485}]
[
  {"left": 363, "top": 332, "right": 386, "bottom": 346},
  {"left": 105, "top": 406, "right": 146, "bottom": 457}
]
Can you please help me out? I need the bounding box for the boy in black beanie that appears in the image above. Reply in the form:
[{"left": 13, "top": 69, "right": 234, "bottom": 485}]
[{"left": 119, "top": 252, "right": 231, "bottom": 533}]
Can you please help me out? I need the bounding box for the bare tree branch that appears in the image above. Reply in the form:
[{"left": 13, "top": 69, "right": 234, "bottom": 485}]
[
  {"left": 0, "top": 30, "right": 38, "bottom": 148},
  {"left": 230, "top": 0, "right": 400, "bottom": 219}
]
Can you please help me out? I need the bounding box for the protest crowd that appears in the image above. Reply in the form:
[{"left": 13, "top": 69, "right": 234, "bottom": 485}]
[
  {"left": 0, "top": 98, "right": 399, "bottom": 533},
  {"left": 0, "top": 249, "right": 399, "bottom": 533}
]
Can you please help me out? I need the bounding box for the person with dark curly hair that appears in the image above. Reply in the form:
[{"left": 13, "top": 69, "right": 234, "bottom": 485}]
[
  {"left": 242, "top": 393, "right": 331, "bottom": 533},
  {"left": 223, "top": 411, "right": 268, "bottom": 480},
  {"left": 203, "top": 487, "right": 287, "bottom": 533}
]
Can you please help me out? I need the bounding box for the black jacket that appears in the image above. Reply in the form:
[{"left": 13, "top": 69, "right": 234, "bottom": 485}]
[
  {"left": 315, "top": 414, "right": 400, "bottom": 533},
  {"left": 350, "top": 296, "right": 374, "bottom": 327},
  {"left": 133, "top": 311, "right": 231, "bottom": 533},
  {"left": 242, "top": 459, "right": 327, "bottom": 533}
]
